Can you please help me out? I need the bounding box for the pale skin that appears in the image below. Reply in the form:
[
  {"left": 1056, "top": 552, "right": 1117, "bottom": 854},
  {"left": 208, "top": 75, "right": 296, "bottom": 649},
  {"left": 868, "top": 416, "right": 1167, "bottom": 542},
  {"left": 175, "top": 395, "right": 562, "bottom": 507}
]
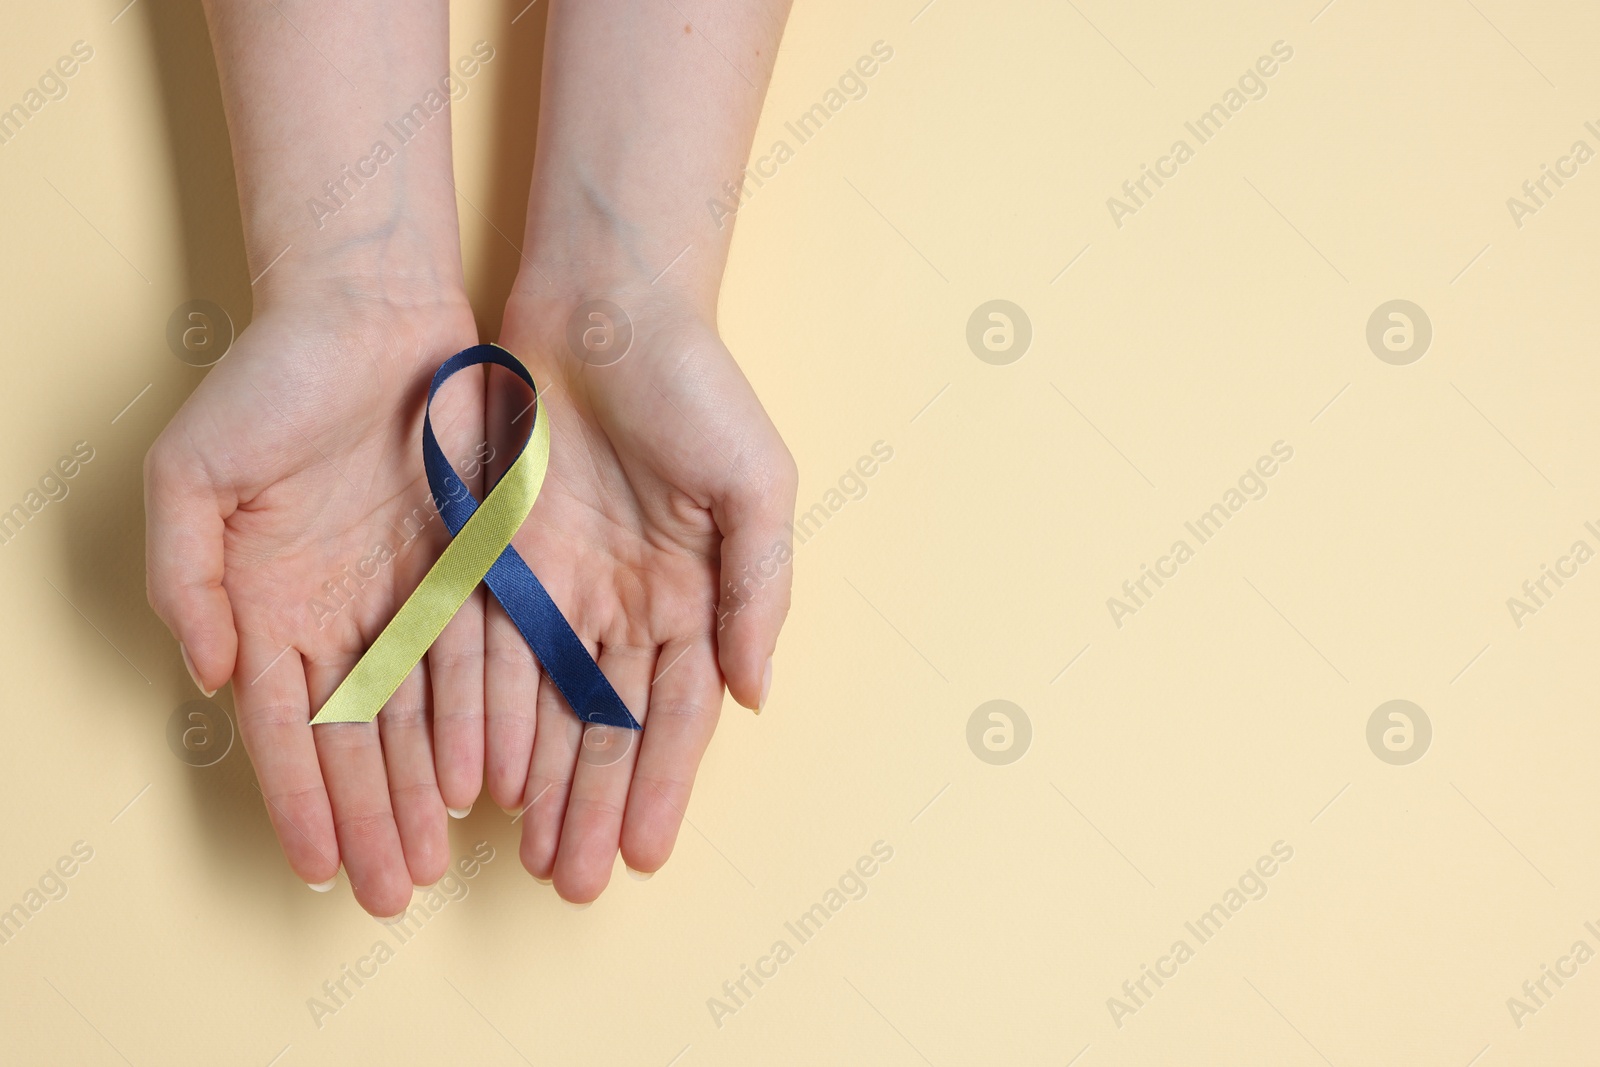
[{"left": 147, "top": 0, "right": 795, "bottom": 915}]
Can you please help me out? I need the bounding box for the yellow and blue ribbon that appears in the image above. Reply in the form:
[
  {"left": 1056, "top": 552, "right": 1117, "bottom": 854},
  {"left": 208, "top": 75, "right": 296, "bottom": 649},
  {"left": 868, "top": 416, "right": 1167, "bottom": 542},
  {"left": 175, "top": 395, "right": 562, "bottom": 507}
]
[{"left": 310, "top": 344, "right": 639, "bottom": 729}]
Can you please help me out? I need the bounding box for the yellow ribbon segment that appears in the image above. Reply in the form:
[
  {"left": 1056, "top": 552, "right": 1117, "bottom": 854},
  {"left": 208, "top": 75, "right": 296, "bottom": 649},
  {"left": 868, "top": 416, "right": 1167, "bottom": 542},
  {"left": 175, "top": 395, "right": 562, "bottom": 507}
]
[{"left": 309, "top": 404, "right": 550, "bottom": 725}]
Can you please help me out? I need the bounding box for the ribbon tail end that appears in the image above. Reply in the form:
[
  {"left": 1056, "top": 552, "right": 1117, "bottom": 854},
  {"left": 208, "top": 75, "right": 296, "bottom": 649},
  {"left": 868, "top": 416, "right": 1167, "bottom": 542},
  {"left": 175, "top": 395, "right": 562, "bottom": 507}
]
[{"left": 309, "top": 705, "right": 377, "bottom": 726}]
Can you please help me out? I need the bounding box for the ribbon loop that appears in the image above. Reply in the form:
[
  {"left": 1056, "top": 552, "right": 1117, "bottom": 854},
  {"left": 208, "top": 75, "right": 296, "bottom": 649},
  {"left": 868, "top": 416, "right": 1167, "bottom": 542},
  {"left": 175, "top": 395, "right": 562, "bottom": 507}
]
[{"left": 310, "top": 344, "right": 639, "bottom": 729}]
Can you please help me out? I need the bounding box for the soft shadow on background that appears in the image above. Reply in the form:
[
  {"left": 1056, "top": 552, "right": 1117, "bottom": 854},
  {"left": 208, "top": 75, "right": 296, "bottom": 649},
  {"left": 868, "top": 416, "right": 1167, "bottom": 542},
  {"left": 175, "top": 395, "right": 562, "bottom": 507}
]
[
  {"left": 56, "top": 0, "right": 550, "bottom": 892},
  {"left": 123, "top": 0, "right": 265, "bottom": 881}
]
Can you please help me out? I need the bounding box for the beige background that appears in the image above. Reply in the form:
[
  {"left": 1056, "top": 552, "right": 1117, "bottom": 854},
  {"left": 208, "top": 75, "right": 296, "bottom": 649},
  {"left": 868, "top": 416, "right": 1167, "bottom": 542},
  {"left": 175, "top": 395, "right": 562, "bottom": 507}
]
[{"left": 3, "top": 0, "right": 1599, "bottom": 1063}]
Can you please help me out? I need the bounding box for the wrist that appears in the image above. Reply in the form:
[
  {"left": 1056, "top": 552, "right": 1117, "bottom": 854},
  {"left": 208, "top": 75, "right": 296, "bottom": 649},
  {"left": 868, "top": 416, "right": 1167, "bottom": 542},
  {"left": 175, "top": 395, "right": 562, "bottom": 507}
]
[
  {"left": 243, "top": 273, "right": 477, "bottom": 384},
  {"left": 235, "top": 150, "right": 469, "bottom": 315},
  {"left": 503, "top": 256, "right": 714, "bottom": 374},
  {"left": 511, "top": 186, "right": 729, "bottom": 318},
  {"left": 250, "top": 226, "right": 468, "bottom": 314},
  {"left": 504, "top": 242, "right": 725, "bottom": 379}
]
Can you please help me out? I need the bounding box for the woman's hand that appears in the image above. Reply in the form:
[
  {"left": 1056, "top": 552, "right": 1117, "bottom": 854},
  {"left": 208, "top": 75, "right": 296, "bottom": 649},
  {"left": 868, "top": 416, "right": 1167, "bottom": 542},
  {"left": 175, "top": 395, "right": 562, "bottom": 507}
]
[
  {"left": 145, "top": 292, "right": 486, "bottom": 917},
  {"left": 484, "top": 0, "right": 796, "bottom": 902},
  {"left": 485, "top": 286, "right": 797, "bottom": 903}
]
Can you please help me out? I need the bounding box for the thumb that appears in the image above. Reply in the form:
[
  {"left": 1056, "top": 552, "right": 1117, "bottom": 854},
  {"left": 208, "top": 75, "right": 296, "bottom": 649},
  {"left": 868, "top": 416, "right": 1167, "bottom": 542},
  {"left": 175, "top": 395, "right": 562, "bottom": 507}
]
[
  {"left": 712, "top": 454, "right": 798, "bottom": 710},
  {"left": 144, "top": 441, "right": 238, "bottom": 696}
]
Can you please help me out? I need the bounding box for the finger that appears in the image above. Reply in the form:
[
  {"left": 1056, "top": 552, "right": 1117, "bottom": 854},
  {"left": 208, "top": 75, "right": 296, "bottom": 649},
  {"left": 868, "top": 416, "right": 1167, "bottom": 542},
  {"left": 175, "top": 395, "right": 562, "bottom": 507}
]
[
  {"left": 484, "top": 356, "right": 541, "bottom": 813},
  {"left": 621, "top": 635, "right": 722, "bottom": 876},
  {"left": 232, "top": 636, "right": 338, "bottom": 886},
  {"left": 711, "top": 450, "right": 798, "bottom": 709},
  {"left": 518, "top": 662, "right": 585, "bottom": 883},
  {"left": 377, "top": 660, "right": 449, "bottom": 887},
  {"left": 552, "top": 642, "right": 653, "bottom": 903},
  {"left": 429, "top": 588, "right": 486, "bottom": 816},
  {"left": 305, "top": 653, "right": 414, "bottom": 918},
  {"left": 425, "top": 355, "right": 489, "bottom": 816},
  {"left": 485, "top": 597, "right": 540, "bottom": 813},
  {"left": 144, "top": 441, "right": 237, "bottom": 694}
]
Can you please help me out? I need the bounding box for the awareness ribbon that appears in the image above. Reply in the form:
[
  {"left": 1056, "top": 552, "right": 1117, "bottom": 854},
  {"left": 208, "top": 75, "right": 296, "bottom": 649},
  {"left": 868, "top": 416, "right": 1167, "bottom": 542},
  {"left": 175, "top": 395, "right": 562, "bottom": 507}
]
[{"left": 310, "top": 344, "right": 640, "bottom": 730}]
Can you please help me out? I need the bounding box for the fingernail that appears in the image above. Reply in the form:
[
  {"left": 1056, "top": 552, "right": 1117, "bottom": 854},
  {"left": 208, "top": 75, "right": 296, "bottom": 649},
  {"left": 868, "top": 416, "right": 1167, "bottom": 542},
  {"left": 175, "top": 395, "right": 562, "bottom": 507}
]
[
  {"left": 447, "top": 805, "right": 472, "bottom": 820},
  {"left": 758, "top": 657, "right": 773, "bottom": 712},
  {"left": 533, "top": 876, "right": 552, "bottom": 885},
  {"left": 180, "top": 643, "right": 217, "bottom": 699},
  {"left": 306, "top": 877, "right": 336, "bottom": 893},
  {"left": 626, "top": 866, "right": 654, "bottom": 882},
  {"left": 564, "top": 899, "right": 592, "bottom": 911},
  {"left": 500, "top": 806, "right": 520, "bottom": 817}
]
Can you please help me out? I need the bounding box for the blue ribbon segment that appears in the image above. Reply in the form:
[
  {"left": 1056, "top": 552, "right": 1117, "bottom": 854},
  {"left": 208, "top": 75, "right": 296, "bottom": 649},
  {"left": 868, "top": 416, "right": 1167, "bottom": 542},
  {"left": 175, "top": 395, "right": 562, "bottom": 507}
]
[{"left": 425, "top": 345, "right": 640, "bottom": 730}]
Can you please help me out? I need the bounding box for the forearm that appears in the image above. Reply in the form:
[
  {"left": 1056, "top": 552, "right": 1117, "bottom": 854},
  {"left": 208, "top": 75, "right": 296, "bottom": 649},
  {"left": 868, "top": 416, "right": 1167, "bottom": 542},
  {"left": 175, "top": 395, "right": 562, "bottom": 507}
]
[
  {"left": 516, "top": 0, "right": 792, "bottom": 316},
  {"left": 202, "top": 0, "right": 467, "bottom": 311}
]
